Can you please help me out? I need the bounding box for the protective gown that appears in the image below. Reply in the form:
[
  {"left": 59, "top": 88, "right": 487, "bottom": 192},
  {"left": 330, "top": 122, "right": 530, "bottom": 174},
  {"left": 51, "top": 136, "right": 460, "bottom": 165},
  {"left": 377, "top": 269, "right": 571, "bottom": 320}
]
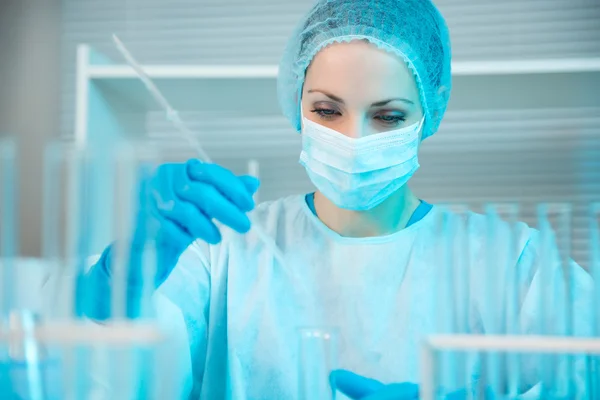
[{"left": 156, "top": 194, "right": 594, "bottom": 399}]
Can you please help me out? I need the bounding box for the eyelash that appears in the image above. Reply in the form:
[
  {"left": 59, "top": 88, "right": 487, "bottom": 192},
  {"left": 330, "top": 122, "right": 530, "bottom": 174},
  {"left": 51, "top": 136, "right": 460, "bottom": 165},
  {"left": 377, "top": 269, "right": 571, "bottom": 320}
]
[
  {"left": 311, "top": 108, "right": 406, "bottom": 126},
  {"left": 374, "top": 115, "right": 406, "bottom": 126},
  {"left": 311, "top": 108, "right": 341, "bottom": 120}
]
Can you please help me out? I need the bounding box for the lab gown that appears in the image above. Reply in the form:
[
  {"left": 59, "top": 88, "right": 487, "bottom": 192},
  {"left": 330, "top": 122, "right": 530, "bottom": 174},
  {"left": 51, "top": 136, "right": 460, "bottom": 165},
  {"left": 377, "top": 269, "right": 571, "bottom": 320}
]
[{"left": 156, "top": 194, "right": 594, "bottom": 399}]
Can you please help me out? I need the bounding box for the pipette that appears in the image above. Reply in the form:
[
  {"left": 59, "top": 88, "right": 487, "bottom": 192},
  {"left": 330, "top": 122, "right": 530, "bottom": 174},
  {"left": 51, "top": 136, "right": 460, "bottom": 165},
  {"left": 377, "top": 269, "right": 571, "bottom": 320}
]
[{"left": 111, "top": 34, "right": 287, "bottom": 267}]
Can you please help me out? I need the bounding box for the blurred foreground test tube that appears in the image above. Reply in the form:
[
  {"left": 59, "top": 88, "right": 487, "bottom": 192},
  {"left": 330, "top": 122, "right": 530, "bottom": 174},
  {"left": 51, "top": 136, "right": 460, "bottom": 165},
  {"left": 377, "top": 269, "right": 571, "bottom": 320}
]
[{"left": 298, "top": 327, "right": 339, "bottom": 400}]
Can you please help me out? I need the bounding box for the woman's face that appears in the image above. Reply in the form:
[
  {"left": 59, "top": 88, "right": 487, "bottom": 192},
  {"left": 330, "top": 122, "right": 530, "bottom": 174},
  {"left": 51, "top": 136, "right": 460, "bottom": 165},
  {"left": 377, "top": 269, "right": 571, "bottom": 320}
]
[{"left": 302, "top": 41, "right": 424, "bottom": 139}]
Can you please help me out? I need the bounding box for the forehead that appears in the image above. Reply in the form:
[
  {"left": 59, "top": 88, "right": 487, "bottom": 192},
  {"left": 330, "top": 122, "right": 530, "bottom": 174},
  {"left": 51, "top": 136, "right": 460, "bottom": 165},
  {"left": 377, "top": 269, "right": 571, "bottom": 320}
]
[{"left": 304, "top": 41, "right": 419, "bottom": 103}]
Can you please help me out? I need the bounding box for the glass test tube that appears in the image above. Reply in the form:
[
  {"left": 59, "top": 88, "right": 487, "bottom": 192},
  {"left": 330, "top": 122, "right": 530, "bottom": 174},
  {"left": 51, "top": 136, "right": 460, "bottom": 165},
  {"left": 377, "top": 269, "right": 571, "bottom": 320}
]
[
  {"left": 41, "top": 141, "right": 166, "bottom": 398},
  {"left": 43, "top": 141, "right": 162, "bottom": 320},
  {"left": 537, "top": 203, "right": 574, "bottom": 398},
  {"left": 298, "top": 327, "right": 338, "bottom": 400},
  {"left": 590, "top": 203, "right": 600, "bottom": 338},
  {"left": 7, "top": 311, "right": 45, "bottom": 400},
  {"left": 42, "top": 143, "right": 95, "bottom": 398},
  {"left": 482, "top": 204, "right": 503, "bottom": 398},
  {"left": 0, "top": 138, "right": 17, "bottom": 317},
  {"left": 482, "top": 204, "right": 521, "bottom": 398},
  {"left": 435, "top": 205, "right": 467, "bottom": 396},
  {"left": 489, "top": 204, "right": 522, "bottom": 398},
  {"left": 103, "top": 142, "right": 162, "bottom": 399},
  {"left": 588, "top": 203, "right": 600, "bottom": 398},
  {"left": 43, "top": 143, "right": 91, "bottom": 319}
]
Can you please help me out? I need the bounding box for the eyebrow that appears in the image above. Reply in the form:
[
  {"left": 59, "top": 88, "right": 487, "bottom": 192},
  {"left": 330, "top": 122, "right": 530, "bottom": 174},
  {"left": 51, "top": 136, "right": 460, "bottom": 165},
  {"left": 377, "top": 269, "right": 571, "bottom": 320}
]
[{"left": 307, "top": 89, "right": 414, "bottom": 106}]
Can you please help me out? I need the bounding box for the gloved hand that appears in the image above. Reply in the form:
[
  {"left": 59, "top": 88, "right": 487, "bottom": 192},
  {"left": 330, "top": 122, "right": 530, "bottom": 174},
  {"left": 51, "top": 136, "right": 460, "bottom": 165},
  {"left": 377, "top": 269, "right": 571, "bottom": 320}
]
[
  {"left": 82, "top": 159, "right": 259, "bottom": 319},
  {"left": 330, "top": 370, "right": 419, "bottom": 400},
  {"left": 330, "top": 370, "right": 482, "bottom": 400},
  {"left": 132, "top": 159, "right": 260, "bottom": 283}
]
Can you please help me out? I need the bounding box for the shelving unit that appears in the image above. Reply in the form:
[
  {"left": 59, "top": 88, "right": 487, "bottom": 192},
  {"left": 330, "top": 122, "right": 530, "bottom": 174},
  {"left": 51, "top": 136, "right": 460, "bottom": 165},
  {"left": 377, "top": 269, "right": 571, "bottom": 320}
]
[
  {"left": 74, "top": 44, "right": 600, "bottom": 255},
  {"left": 75, "top": 44, "right": 600, "bottom": 145}
]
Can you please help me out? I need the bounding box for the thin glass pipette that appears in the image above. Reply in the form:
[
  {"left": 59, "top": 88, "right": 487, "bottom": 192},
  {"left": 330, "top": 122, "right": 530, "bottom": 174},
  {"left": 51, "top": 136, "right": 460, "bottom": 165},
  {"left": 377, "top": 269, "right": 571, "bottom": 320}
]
[{"left": 111, "top": 34, "right": 287, "bottom": 267}]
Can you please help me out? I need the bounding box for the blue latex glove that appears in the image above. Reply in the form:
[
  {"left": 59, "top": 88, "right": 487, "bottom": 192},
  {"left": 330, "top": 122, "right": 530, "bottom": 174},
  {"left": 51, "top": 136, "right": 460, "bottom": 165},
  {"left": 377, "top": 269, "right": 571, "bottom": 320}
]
[
  {"left": 82, "top": 159, "right": 260, "bottom": 319},
  {"left": 330, "top": 370, "right": 484, "bottom": 400},
  {"left": 330, "top": 370, "right": 419, "bottom": 400},
  {"left": 132, "top": 159, "right": 260, "bottom": 278}
]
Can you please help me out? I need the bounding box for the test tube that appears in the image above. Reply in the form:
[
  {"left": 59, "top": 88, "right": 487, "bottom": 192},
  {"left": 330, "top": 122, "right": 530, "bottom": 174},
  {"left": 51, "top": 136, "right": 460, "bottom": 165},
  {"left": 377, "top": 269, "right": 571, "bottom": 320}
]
[
  {"left": 297, "top": 327, "right": 338, "bottom": 400},
  {"left": 481, "top": 204, "right": 503, "bottom": 398},
  {"left": 489, "top": 204, "right": 522, "bottom": 397},
  {"left": 7, "top": 311, "right": 45, "bottom": 400},
  {"left": 589, "top": 203, "right": 600, "bottom": 398},
  {"left": 43, "top": 142, "right": 92, "bottom": 319},
  {"left": 537, "top": 203, "right": 574, "bottom": 398},
  {"left": 590, "top": 203, "right": 600, "bottom": 338},
  {"left": 43, "top": 141, "right": 160, "bottom": 320},
  {"left": 482, "top": 203, "right": 521, "bottom": 398},
  {"left": 430, "top": 204, "right": 470, "bottom": 396},
  {"left": 42, "top": 141, "right": 164, "bottom": 398},
  {"left": 42, "top": 143, "right": 96, "bottom": 398},
  {"left": 0, "top": 138, "right": 20, "bottom": 397},
  {"left": 0, "top": 137, "right": 18, "bottom": 318}
]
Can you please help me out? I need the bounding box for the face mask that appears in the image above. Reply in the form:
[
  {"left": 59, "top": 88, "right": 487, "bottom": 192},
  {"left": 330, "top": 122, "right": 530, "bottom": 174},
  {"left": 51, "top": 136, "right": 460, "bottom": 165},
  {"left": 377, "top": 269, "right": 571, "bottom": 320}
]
[{"left": 299, "top": 116, "right": 424, "bottom": 211}]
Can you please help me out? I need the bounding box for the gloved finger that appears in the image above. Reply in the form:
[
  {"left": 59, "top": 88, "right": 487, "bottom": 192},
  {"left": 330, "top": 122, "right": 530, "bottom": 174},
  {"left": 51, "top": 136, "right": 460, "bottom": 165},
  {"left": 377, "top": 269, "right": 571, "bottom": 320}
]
[
  {"left": 176, "top": 179, "right": 251, "bottom": 235},
  {"left": 362, "top": 383, "right": 419, "bottom": 400},
  {"left": 186, "top": 160, "right": 256, "bottom": 212},
  {"left": 330, "top": 369, "right": 385, "bottom": 399},
  {"left": 238, "top": 175, "right": 261, "bottom": 195},
  {"left": 445, "top": 388, "right": 468, "bottom": 400},
  {"left": 154, "top": 189, "right": 222, "bottom": 244},
  {"left": 156, "top": 215, "right": 194, "bottom": 248}
]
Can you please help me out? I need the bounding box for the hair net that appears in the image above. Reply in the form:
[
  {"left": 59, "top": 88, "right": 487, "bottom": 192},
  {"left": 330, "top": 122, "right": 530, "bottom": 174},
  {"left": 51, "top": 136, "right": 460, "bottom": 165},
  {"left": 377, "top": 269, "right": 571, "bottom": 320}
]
[{"left": 277, "top": 0, "right": 452, "bottom": 140}]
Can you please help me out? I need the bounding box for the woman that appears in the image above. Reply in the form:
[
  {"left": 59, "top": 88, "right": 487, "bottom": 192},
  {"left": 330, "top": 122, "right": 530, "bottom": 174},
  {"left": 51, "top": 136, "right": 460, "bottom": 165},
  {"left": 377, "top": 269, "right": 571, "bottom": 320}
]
[{"left": 87, "top": 0, "right": 593, "bottom": 398}]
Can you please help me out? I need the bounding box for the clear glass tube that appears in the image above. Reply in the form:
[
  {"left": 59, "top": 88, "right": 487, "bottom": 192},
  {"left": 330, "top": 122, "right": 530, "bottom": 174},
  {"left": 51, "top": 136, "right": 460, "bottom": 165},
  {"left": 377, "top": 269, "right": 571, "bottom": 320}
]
[
  {"left": 0, "top": 137, "right": 18, "bottom": 317},
  {"left": 38, "top": 140, "right": 169, "bottom": 397},
  {"left": 436, "top": 203, "right": 471, "bottom": 395},
  {"left": 42, "top": 140, "right": 163, "bottom": 321},
  {"left": 297, "top": 327, "right": 338, "bottom": 400},
  {"left": 588, "top": 203, "right": 600, "bottom": 399},
  {"left": 537, "top": 203, "right": 574, "bottom": 398},
  {"left": 590, "top": 203, "right": 600, "bottom": 337},
  {"left": 42, "top": 142, "right": 89, "bottom": 319},
  {"left": 7, "top": 311, "right": 45, "bottom": 400},
  {"left": 483, "top": 203, "right": 520, "bottom": 398}
]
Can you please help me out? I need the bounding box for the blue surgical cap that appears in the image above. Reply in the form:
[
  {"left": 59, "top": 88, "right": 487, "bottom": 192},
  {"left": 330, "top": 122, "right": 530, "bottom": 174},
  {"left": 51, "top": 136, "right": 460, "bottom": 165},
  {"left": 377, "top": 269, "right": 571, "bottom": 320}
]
[{"left": 277, "top": 0, "right": 452, "bottom": 140}]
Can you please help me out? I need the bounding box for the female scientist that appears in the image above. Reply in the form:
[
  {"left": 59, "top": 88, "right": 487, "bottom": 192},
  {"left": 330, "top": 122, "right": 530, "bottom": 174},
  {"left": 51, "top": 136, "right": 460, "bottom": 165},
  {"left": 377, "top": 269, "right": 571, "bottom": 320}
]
[{"left": 87, "top": 0, "right": 593, "bottom": 398}]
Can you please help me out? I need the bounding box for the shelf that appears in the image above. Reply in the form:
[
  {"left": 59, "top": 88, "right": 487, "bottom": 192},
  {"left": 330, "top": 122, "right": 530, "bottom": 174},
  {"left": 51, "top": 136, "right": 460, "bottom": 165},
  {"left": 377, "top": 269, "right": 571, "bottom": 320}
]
[
  {"left": 88, "top": 65, "right": 279, "bottom": 79},
  {"left": 80, "top": 43, "right": 600, "bottom": 122},
  {"left": 451, "top": 58, "right": 600, "bottom": 76},
  {"left": 87, "top": 58, "right": 600, "bottom": 79},
  {"left": 86, "top": 69, "right": 600, "bottom": 118},
  {"left": 77, "top": 43, "right": 600, "bottom": 138}
]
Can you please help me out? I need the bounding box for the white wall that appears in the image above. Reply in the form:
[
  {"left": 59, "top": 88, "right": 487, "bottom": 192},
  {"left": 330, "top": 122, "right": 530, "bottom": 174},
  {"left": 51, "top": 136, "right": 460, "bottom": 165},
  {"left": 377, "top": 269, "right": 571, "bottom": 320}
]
[{"left": 0, "top": 0, "right": 61, "bottom": 256}]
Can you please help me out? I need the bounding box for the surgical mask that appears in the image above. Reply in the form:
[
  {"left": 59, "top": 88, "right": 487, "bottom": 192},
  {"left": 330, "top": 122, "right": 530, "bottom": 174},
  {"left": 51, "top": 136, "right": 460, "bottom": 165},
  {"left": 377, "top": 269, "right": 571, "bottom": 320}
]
[{"left": 299, "top": 116, "right": 424, "bottom": 211}]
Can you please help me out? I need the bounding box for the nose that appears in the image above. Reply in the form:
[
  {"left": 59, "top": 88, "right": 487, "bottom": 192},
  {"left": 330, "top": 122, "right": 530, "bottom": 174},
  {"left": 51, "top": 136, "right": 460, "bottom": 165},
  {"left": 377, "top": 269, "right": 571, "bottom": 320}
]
[{"left": 341, "top": 114, "right": 367, "bottom": 139}]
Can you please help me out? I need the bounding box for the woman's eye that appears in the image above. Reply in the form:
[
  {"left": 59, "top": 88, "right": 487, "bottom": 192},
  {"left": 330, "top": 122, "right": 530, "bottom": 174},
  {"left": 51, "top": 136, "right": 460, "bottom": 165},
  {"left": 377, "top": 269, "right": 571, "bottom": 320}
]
[
  {"left": 374, "top": 114, "right": 406, "bottom": 127},
  {"left": 312, "top": 108, "right": 341, "bottom": 120}
]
